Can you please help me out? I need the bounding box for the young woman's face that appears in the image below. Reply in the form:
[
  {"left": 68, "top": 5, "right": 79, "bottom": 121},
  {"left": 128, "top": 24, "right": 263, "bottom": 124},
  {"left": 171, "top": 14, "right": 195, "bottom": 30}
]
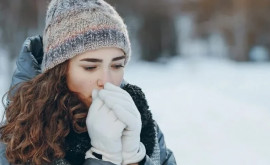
[{"left": 67, "top": 47, "right": 125, "bottom": 107}]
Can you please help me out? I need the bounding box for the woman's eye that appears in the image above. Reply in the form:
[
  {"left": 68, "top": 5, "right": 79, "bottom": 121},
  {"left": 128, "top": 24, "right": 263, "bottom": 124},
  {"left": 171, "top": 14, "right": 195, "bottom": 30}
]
[
  {"left": 112, "top": 64, "right": 124, "bottom": 69},
  {"left": 84, "top": 66, "right": 96, "bottom": 71}
]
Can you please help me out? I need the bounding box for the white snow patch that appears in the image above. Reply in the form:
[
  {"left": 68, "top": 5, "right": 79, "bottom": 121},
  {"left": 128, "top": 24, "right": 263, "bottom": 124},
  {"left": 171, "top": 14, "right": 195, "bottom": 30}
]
[{"left": 125, "top": 57, "right": 270, "bottom": 165}]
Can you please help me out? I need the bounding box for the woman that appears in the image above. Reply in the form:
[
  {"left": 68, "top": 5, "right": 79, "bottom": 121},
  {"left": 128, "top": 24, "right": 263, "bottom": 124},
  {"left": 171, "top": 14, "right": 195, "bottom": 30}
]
[{"left": 0, "top": 0, "right": 176, "bottom": 164}]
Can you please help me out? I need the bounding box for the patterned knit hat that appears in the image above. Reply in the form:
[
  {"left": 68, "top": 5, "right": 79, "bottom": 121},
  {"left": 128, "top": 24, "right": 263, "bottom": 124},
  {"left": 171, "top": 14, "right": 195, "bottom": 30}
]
[{"left": 42, "top": 0, "right": 131, "bottom": 72}]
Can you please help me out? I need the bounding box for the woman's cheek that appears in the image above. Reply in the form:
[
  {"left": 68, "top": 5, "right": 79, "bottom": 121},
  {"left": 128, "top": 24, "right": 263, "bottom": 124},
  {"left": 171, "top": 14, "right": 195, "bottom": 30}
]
[
  {"left": 79, "top": 78, "right": 95, "bottom": 97},
  {"left": 114, "top": 72, "right": 124, "bottom": 86},
  {"left": 68, "top": 73, "right": 92, "bottom": 96},
  {"left": 77, "top": 80, "right": 95, "bottom": 107}
]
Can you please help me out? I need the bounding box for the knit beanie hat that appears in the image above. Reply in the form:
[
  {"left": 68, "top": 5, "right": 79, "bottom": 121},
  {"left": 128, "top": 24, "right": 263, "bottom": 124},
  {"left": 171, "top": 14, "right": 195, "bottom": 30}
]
[{"left": 42, "top": 0, "right": 131, "bottom": 72}]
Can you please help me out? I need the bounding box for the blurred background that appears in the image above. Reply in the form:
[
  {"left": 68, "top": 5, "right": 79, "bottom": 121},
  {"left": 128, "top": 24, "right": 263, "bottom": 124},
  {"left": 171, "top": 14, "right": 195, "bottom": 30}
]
[{"left": 0, "top": 0, "right": 270, "bottom": 164}]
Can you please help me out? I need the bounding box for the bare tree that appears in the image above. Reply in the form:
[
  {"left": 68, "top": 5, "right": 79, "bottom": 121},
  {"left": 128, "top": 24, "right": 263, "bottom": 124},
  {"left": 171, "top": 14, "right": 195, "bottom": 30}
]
[
  {"left": 183, "top": 0, "right": 270, "bottom": 61},
  {"left": 108, "top": 0, "right": 181, "bottom": 61}
]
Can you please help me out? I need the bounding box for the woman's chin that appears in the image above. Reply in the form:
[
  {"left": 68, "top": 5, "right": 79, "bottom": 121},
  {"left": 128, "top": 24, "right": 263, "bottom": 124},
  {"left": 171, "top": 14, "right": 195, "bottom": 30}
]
[
  {"left": 78, "top": 96, "right": 92, "bottom": 108},
  {"left": 85, "top": 98, "right": 92, "bottom": 108}
]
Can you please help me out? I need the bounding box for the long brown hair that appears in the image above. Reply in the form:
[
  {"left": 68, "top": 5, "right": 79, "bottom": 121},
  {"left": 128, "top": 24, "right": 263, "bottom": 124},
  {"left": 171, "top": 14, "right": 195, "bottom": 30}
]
[{"left": 0, "top": 61, "right": 88, "bottom": 164}]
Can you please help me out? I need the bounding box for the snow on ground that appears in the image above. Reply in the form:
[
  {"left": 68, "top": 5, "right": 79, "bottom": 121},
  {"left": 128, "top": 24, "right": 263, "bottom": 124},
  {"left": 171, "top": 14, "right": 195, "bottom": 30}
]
[
  {"left": 125, "top": 57, "right": 270, "bottom": 165},
  {"left": 0, "top": 56, "right": 270, "bottom": 165}
]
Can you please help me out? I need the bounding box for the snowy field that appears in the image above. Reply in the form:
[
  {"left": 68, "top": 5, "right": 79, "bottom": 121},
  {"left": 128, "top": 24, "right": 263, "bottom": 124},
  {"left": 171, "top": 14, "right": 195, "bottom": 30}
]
[
  {"left": 1, "top": 56, "right": 270, "bottom": 165},
  {"left": 125, "top": 57, "right": 270, "bottom": 165}
]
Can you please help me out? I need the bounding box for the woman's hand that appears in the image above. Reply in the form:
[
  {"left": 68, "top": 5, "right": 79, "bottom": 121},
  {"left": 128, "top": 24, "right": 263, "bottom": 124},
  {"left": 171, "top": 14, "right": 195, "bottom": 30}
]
[
  {"left": 98, "top": 83, "right": 146, "bottom": 165},
  {"left": 85, "top": 89, "right": 125, "bottom": 165}
]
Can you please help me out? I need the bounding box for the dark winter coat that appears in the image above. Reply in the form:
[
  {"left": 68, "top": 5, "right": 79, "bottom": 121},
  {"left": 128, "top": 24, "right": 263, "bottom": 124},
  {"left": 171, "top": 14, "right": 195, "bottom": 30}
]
[{"left": 0, "top": 36, "right": 177, "bottom": 165}]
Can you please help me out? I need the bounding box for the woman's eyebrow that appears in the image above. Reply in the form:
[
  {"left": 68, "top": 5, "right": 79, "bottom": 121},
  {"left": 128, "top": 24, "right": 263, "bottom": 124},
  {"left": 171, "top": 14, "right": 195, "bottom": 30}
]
[
  {"left": 80, "top": 58, "right": 102, "bottom": 62},
  {"left": 79, "top": 55, "right": 125, "bottom": 62},
  {"left": 112, "top": 55, "right": 126, "bottom": 61}
]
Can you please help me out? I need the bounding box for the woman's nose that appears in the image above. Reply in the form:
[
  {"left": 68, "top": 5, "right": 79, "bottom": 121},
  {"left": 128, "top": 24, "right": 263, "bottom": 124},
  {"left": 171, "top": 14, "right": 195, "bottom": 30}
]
[{"left": 97, "top": 70, "right": 112, "bottom": 88}]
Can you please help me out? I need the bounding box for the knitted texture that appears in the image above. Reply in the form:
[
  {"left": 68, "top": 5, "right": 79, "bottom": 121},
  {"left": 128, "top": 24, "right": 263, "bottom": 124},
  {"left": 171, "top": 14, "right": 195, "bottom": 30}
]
[{"left": 42, "top": 0, "right": 131, "bottom": 72}]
